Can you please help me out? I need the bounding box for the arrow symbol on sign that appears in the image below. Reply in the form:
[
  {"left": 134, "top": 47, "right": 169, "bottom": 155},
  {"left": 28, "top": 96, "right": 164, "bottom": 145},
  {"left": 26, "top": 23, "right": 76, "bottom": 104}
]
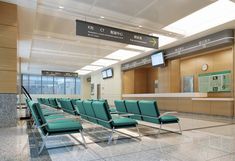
[{"left": 149, "top": 38, "right": 157, "bottom": 47}]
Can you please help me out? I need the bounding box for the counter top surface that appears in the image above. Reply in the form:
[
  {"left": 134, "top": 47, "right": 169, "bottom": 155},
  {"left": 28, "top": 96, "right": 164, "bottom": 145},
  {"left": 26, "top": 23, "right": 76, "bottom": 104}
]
[
  {"left": 122, "top": 93, "right": 208, "bottom": 98},
  {"left": 192, "top": 98, "right": 234, "bottom": 101}
]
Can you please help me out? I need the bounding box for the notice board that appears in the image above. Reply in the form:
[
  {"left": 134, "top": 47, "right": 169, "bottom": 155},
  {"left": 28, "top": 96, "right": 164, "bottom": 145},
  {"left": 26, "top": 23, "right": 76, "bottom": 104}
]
[{"left": 198, "top": 70, "right": 231, "bottom": 92}]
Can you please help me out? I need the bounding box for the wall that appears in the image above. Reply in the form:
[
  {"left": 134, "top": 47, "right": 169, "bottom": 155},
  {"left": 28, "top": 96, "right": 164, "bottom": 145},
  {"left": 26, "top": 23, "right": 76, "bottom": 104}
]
[
  {"left": 0, "top": 2, "right": 17, "bottom": 127},
  {"left": 180, "top": 47, "right": 233, "bottom": 97},
  {"left": 91, "top": 64, "right": 122, "bottom": 106}
]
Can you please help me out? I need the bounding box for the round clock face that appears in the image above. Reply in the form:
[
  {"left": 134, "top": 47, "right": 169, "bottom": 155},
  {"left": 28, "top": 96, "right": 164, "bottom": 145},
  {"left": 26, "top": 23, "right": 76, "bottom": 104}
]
[{"left": 201, "top": 64, "right": 208, "bottom": 71}]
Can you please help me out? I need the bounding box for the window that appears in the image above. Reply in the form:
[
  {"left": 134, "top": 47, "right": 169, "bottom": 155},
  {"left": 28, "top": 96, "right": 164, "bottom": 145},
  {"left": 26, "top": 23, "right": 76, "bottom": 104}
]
[
  {"left": 21, "top": 74, "right": 81, "bottom": 95},
  {"left": 76, "top": 78, "right": 81, "bottom": 94},
  {"left": 42, "top": 76, "right": 53, "bottom": 94},
  {"left": 29, "top": 75, "right": 41, "bottom": 94},
  {"left": 65, "top": 77, "right": 75, "bottom": 94},
  {"left": 22, "top": 75, "right": 29, "bottom": 92},
  {"left": 54, "top": 77, "right": 65, "bottom": 94}
]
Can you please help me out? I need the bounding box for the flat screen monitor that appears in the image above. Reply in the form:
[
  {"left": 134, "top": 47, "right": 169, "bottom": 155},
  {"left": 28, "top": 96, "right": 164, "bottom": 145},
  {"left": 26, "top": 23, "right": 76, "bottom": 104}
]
[
  {"left": 106, "top": 68, "right": 113, "bottom": 78},
  {"left": 102, "top": 70, "right": 107, "bottom": 79},
  {"left": 151, "top": 51, "right": 165, "bottom": 67}
]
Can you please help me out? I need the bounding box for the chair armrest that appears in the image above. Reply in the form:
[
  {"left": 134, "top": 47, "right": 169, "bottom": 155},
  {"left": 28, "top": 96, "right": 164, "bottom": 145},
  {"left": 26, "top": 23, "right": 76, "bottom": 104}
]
[
  {"left": 158, "top": 111, "right": 178, "bottom": 119},
  {"left": 119, "top": 113, "right": 134, "bottom": 117}
]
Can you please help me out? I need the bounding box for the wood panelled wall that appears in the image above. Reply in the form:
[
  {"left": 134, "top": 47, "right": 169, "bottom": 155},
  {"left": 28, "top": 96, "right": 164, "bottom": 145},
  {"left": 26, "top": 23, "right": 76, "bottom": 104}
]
[
  {"left": 122, "top": 67, "right": 158, "bottom": 94},
  {"left": 122, "top": 47, "right": 233, "bottom": 95},
  {"left": 180, "top": 48, "right": 233, "bottom": 97},
  {"left": 0, "top": 2, "right": 17, "bottom": 93}
]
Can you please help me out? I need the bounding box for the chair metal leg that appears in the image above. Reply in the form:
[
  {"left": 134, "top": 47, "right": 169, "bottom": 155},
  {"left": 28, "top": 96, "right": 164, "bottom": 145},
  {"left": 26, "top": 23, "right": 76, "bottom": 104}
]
[
  {"left": 108, "top": 127, "right": 115, "bottom": 144},
  {"left": 136, "top": 125, "right": 141, "bottom": 137},
  {"left": 38, "top": 133, "right": 48, "bottom": 155},
  {"left": 178, "top": 121, "right": 182, "bottom": 135},
  {"left": 157, "top": 123, "right": 162, "bottom": 137},
  {"left": 80, "top": 130, "right": 87, "bottom": 148}
]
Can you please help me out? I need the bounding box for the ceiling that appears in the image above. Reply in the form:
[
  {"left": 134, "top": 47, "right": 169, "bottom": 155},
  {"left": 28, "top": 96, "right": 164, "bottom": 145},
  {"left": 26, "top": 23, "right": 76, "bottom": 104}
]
[{"left": 12, "top": 0, "right": 235, "bottom": 75}]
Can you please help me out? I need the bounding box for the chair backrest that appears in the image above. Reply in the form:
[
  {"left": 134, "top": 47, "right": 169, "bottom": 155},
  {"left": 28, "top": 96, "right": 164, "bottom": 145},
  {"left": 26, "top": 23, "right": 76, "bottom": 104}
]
[
  {"left": 138, "top": 100, "right": 160, "bottom": 124},
  {"left": 60, "top": 99, "right": 76, "bottom": 115},
  {"left": 114, "top": 100, "right": 127, "bottom": 113},
  {"left": 98, "top": 99, "right": 110, "bottom": 109},
  {"left": 44, "top": 98, "right": 50, "bottom": 105},
  {"left": 28, "top": 101, "right": 47, "bottom": 135},
  {"left": 71, "top": 99, "right": 80, "bottom": 107},
  {"left": 125, "top": 100, "right": 142, "bottom": 120},
  {"left": 37, "top": 98, "right": 43, "bottom": 104},
  {"left": 83, "top": 100, "right": 97, "bottom": 123},
  {"left": 92, "top": 101, "right": 112, "bottom": 129},
  {"left": 49, "top": 98, "right": 58, "bottom": 108},
  {"left": 76, "top": 100, "right": 88, "bottom": 119}
]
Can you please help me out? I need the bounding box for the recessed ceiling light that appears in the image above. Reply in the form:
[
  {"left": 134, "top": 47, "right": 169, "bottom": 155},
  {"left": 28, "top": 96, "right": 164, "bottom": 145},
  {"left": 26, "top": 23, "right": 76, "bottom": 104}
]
[
  {"left": 91, "top": 59, "right": 118, "bottom": 67},
  {"left": 126, "top": 45, "right": 153, "bottom": 52},
  {"left": 58, "top": 6, "right": 64, "bottom": 9},
  {"left": 82, "top": 65, "right": 103, "bottom": 71},
  {"left": 47, "top": 36, "right": 51, "bottom": 39},
  {"left": 163, "top": 0, "right": 235, "bottom": 36},
  {"left": 75, "top": 70, "right": 91, "bottom": 75},
  {"left": 100, "top": 16, "right": 105, "bottom": 19},
  {"left": 138, "top": 25, "right": 142, "bottom": 28},
  {"left": 105, "top": 49, "right": 141, "bottom": 61},
  {"left": 150, "top": 33, "right": 177, "bottom": 47}
]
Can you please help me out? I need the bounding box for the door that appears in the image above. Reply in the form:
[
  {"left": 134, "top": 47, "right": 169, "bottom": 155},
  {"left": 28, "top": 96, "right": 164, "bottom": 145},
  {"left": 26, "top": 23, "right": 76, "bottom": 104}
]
[{"left": 97, "top": 84, "right": 101, "bottom": 99}]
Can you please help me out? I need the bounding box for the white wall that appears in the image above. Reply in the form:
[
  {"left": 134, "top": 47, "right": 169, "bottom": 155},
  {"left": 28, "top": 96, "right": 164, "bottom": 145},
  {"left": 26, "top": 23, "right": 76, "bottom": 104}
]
[
  {"left": 80, "top": 75, "right": 91, "bottom": 100},
  {"left": 90, "top": 63, "right": 122, "bottom": 106}
]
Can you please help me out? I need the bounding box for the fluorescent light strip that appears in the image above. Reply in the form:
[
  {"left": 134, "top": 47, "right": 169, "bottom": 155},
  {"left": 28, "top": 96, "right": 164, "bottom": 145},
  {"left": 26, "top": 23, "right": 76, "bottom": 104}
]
[
  {"left": 82, "top": 65, "right": 103, "bottom": 71},
  {"left": 91, "top": 59, "right": 118, "bottom": 67},
  {"left": 163, "top": 0, "right": 235, "bottom": 36},
  {"left": 105, "top": 49, "right": 141, "bottom": 60},
  {"left": 75, "top": 70, "right": 91, "bottom": 75},
  {"left": 150, "top": 34, "right": 177, "bottom": 47},
  {"left": 126, "top": 45, "right": 154, "bottom": 52}
]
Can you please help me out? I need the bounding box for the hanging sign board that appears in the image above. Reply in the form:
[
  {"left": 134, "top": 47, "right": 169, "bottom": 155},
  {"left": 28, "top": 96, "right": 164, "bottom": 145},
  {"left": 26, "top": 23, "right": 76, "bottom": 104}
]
[
  {"left": 42, "top": 70, "right": 78, "bottom": 77},
  {"left": 76, "top": 20, "right": 158, "bottom": 49}
]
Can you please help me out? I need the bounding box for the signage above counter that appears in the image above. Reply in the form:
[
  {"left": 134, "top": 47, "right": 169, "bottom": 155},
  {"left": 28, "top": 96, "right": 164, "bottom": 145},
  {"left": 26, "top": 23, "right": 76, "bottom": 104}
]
[
  {"left": 76, "top": 20, "right": 159, "bottom": 49},
  {"left": 121, "top": 29, "right": 234, "bottom": 71},
  {"left": 42, "top": 70, "right": 78, "bottom": 77}
]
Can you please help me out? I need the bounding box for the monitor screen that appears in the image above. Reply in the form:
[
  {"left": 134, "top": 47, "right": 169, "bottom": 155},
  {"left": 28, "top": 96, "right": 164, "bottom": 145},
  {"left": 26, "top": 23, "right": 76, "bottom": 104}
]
[
  {"left": 102, "top": 70, "right": 107, "bottom": 79},
  {"left": 151, "top": 52, "right": 165, "bottom": 67},
  {"left": 106, "top": 68, "right": 113, "bottom": 78}
]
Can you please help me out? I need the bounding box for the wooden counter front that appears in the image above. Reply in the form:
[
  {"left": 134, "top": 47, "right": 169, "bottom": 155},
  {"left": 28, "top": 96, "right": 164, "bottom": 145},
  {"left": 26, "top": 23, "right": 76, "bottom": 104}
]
[{"left": 122, "top": 93, "right": 234, "bottom": 117}]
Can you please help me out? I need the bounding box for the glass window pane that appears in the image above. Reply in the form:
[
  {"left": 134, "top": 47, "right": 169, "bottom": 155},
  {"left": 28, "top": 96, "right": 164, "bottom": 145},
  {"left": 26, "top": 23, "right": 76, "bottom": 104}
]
[
  {"left": 29, "top": 75, "right": 41, "bottom": 94},
  {"left": 54, "top": 77, "right": 65, "bottom": 94},
  {"left": 42, "top": 76, "right": 53, "bottom": 94},
  {"left": 65, "top": 77, "right": 75, "bottom": 94},
  {"left": 22, "top": 74, "right": 29, "bottom": 92},
  {"left": 76, "top": 78, "right": 81, "bottom": 95}
]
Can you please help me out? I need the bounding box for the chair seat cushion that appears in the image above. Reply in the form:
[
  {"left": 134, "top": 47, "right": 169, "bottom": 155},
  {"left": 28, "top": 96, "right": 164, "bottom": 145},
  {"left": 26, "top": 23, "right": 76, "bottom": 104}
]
[
  {"left": 112, "top": 117, "right": 137, "bottom": 128},
  {"left": 160, "top": 115, "right": 179, "bottom": 124},
  {"left": 45, "top": 114, "right": 65, "bottom": 120},
  {"left": 47, "top": 120, "right": 83, "bottom": 132}
]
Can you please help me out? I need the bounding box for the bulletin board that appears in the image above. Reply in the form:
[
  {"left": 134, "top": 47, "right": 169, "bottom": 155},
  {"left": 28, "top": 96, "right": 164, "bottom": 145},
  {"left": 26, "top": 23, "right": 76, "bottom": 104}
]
[{"left": 198, "top": 70, "right": 231, "bottom": 92}]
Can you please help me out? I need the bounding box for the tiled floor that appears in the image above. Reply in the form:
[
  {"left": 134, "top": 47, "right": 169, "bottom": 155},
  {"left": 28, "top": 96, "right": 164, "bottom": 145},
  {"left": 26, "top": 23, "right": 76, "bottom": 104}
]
[{"left": 1, "top": 113, "right": 235, "bottom": 161}]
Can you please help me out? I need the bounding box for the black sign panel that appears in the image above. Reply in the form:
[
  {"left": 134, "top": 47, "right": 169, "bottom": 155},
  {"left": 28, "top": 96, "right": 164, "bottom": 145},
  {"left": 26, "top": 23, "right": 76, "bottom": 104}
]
[
  {"left": 42, "top": 70, "right": 78, "bottom": 77},
  {"left": 76, "top": 20, "right": 158, "bottom": 49}
]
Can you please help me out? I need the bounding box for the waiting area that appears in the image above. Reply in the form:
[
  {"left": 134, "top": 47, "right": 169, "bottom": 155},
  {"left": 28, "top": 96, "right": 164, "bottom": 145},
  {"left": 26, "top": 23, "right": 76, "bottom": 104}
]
[{"left": 1, "top": 0, "right": 235, "bottom": 161}]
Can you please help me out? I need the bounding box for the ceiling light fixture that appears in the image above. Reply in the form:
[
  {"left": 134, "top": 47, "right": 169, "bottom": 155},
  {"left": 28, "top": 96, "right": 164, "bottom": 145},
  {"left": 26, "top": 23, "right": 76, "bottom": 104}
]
[
  {"left": 126, "top": 45, "right": 153, "bottom": 52},
  {"left": 91, "top": 59, "right": 118, "bottom": 67},
  {"left": 58, "top": 6, "right": 64, "bottom": 9},
  {"left": 105, "top": 49, "right": 141, "bottom": 61},
  {"left": 100, "top": 16, "right": 105, "bottom": 19},
  {"left": 138, "top": 25, "right": 142, "bottom": 28},
  {"left": 75, "top": 70, "right": 91, "bottom": 75},
  {"left": 150, "top": 33, "right": 177, "bottom": 47},
  {"left": 163, "top": 0, "right": 235, "bottom": 36},
  {"left": 82, "top": 65, "right": 103, "bottom": 71}
]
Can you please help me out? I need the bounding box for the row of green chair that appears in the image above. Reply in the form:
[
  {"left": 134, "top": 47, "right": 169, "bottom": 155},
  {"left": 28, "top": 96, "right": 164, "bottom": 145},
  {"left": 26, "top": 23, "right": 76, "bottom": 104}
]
[
  {"left": 114, "top": 100, "right": 182, "bottom": 135},
  {"left": 26, "top": 99, "right": 87, "bottom": 155},
  {"left": 76, "top": 100, "right": 140, "bottom": 144},
  {"left": 37, "top": 98, "right": 60, "bottom": 109},
  {"left": 59, "top": 99, "right": 78, "bottom": 115}
]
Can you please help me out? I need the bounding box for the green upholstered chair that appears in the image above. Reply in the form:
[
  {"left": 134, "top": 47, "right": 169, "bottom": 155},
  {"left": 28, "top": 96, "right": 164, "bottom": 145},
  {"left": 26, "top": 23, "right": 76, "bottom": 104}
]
[
  {"left": 37, "top": 98, "right": 43, "bottom": 104},
  {"left": 114, "top": 100, "right": 127, "bottom": 114},
  {"left": 60, "top": 100, "right": 77, "bottom": 115},
  {"left": 27, "top": 101, "right": 86, "bottom": 154},
  {"left": 125, "top": 100, "right": 142, "bottom": 120},
  {"left": 48, "top": 98, "right": 59, "bottom": 109},
  {"left": 70, "top": 99, "right": 80, "bottom": 108},
  {"left": 138, "top": 100, "right": 182, "bottom": 135},
  {"left": 92, "top": 101, "right": 140, "bottom": 144},
  {"left": 83, "top": 100, "right": 98, "bottom": 124},
  {"left": 76, "top": 100, "right": 88, "bottom": 120}
]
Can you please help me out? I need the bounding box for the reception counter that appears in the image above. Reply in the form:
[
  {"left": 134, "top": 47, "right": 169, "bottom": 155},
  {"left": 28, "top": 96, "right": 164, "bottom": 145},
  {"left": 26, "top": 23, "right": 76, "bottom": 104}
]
[{"left": 122, "top": 93, "right": 234, "bottom": 117}]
